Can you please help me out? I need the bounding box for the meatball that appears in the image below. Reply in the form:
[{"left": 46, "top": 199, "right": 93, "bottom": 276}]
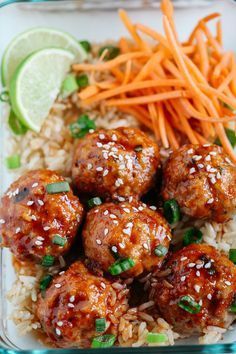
[
  {"left": 36, "top": 261, "right": 129, "bottom": 348},
  {"left": 72, "top": 127, "right": 160, "bottom": 201},
  {"left": 153, "top": 244, "right": 236, "bottom": 333},
  {"left": 0, "top": 169, "right": 83, "bottom": 263},
  {"left": 83, "top": 201, "right": 172, "bottom": 278},
  {"left": 162, "top": 144, "right": 236, "bottom": 222}
]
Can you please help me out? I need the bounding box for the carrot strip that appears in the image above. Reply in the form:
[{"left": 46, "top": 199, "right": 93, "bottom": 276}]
[
  {"left": 78, "top": 85, "right": 100, "bottom": 100},
  {"left": 119, "top": 37, "right": 131, "bottom": 53},
  {"left": 199, "top": 22, "right": 222, "bottom": 57},
  {"left": 83, "top": 79, "right": 185, "bottom": 105},
  {"left": 157, "top": 103, "right": 169, "bottom": 148},
  {"left": 165, "top": 119, "right": 180, "bottom": 149},
  {"left": 105, "top": 90, "right": 190, "bottom": 106},
  {"left": 73, "top": 52, "right": 150, "bottom": 72},
  {"left": 148, "top": 103, "right": 161, "bottom": 141},
  {"left": 216, "top": 20, "right": 222, "bottom": 45},
  {"left": 122, "top": 60, "right": 132, "bottom": 85},
  {"left": 195, "top": 29, "right": 209, "bottom": 78},
  {"left": 218, "top": 70, "right": 235, "bottom": 93},
  {"left": 212, "top": 52, "right": 233, "bottom": 79},
  {"left": 133, "top": 51, "right": 165, "bottom": 82},
  {"left": 119, "top": 9, "right": 152, "bottom": 53},
  {"left": 188, "top": 13, "right": 220, "bottom": 44}
]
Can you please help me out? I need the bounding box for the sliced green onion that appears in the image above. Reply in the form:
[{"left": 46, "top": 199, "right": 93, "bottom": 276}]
[
  {"left": 183, "top": 227, "right": 203, "bottom": 246},
  {"left": 79, "top": 40, "right": 91, "bottom": 53},
  {"left": 0, "top": 90, "right": 10, "bottom": 103},
  {"left": 46, "top": 181, "right": 70, "bottom": 194},
  {"left": 52, "top": 234, "right": 67, "bottom": 247},
  {"left": 108, "top": 258, "right": 135, "bottom": 276},
  {"left": 87, "top": 197, "right": 102, "bottom": 209},
  {"left": 178, "top": 295, "right": 201, "bottom": 314},
  {"left": 229, "top": 249, "right": 236, "bottom": 264},
  {"left": 69, "top": 114, "right": 96, "bottom": 139},
  {"left": 215, "top": 128, "right": 236, "bottom": 148},
  {"left": 230, "top": 302, "right": 236, "bottom": 313},
  {"left": 134, "top": 145, "right": 143, "bottom": 152},
  {"left": 77, "top": 74, "right": 89, "bottom": 88},
  {"left": 95, "top": 318, "right": 106, "bottom": 333},
  {"left": 41, "top": 255, "right": 55, "bottom": 267},
  {"left": 163, "top": 199, "right": 181, "bottom": 224},
  {"left": 154, "top": 245, "right": 168, "bottom": 257},
  {"left": 61, "top": 74, "right": 79, "bottom": 98},
  {"left": 8, "top": 110, "right": 28, "bottom": 135},
  {"left": 91, "top": 334, "right": 116, "bottom": 348},
  {"left": 40, "top": 274, "right": 53, "bottom": 291},
  {"left": 6, "top": 154, "right": 21, "bottom": 169},
  {"left": 98, "top": 45, "right": 120, "bottom": 61},
  {"left": 146, "top": 332, "right": 167, "bottom": 344}
]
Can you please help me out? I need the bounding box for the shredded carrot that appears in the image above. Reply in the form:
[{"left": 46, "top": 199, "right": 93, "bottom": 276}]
[
  {"left": 74, "top": 2, "right": 236, "bottom": 160},
  {"left": 105, "top": 90, "right": 190, "bottom": 106},
  {"left": 83, "top": 79, "right": 185, "bottom": 105},
  {"left": 78, "top": 85, "right": 100, "bottom": 100},
  {"left": 73, "top": 52, "right": 150, "bottom": 72}
]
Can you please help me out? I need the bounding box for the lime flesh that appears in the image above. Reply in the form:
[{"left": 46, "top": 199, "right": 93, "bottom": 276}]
[
  {"left": 10, "top": 48, "right": 75, "bottom": 132},
  {"left": 2, "top": 27, "right": 87, "bottom": 87}
]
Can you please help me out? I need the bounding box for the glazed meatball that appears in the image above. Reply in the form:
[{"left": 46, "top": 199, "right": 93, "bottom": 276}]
[
  {"left": 0, "top": 170, "right": 83, "bottom": 263},
  {"left": 83, "top": 201, "right": 172, "bottom": 278},
  {"left": 162, "top": 144, "right": 236, "bottom": 222},
  {"left": 153, "top": 244, "right": 236, "bottom": 333},
  {"left": 36, "top": 261, "right": 129, "bottom": 348},
  {"left": 72, "top": 127, "right": 160, "bottom": 201}
]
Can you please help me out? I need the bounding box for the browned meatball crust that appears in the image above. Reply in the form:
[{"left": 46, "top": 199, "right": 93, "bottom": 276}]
[
  {"left": 72, "top": 127, "right": 160, "bottom": 201},
  {"left": 153, "top": 244, "right": 236, "bottom": 333},
  {"left": 36, "top": 261, "right": 129, "bottom": 348},
  {"left": 83, "top": 201, "right": 172, "bottom": 278},
  {"left": 0, "top": 170, "right": 83, "bottom": 263},
  {"left": 162, "top": 144, "right": 236, "bottom": 222}
]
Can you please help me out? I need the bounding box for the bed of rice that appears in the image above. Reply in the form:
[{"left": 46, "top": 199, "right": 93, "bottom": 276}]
[{"left": 3, "top": 56, "right": 236, "bottom": 347}]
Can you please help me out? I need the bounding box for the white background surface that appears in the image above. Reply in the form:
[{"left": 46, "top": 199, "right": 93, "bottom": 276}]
[{"left": 0, "top": 0, "right": 236, "bottom": 349}]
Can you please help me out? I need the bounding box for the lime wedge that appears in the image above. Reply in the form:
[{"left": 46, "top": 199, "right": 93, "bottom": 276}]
[
  {"left": 1, "top": 27, "right": 87, "bottom": 87},
  {"left": 10, "top": 48, "right": 75, "bottom": 132}
]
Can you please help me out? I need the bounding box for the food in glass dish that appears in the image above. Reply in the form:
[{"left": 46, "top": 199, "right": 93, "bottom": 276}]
[{"left": 1, "top": 0, "right": 236, "bottom": 349}]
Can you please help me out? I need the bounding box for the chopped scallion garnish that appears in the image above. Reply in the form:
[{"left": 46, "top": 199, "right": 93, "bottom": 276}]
[
  {"left": 46, "top": 181, "right": 70, "bottom": 194},
  {"left": 87, "top": 197, "right": 102, "bottom": 209},
  {"left": 40, "top": 274, "right": 53, "bottom": 291},
  {"left": 41, "top": 255, "right": 55, "bottom": 267},
  {"left": 8, "top": 110, "right": 28, "bottom": 135},
  {"left": 6, "top": 154, "right": 21, "bottom": 169},
  {"left": 98, "top": 45, "right": 120, "bottom": 61},
  {"left": 154, "top": 245, "right": 168, "bottom": 257},
  {"left": 0, "top": 90, "right": 10, "bottom": 103},
  {"left": 52, "top": 234, "right": 67, "bottom": 247},
  {"left": 215, "top": 128, "right": 236, "bottom": 148},
  {"left": 95, "top": 318, "right": 106, "bottom": 333},
  {"left": 69, "top": 114, "right": 96, "bottom": 139},
  {"left": 79, "top": 40, "right": 91, "bottom": 53},
  {"left": 77, "top": 74, "right": 89, "bottom": 88},
  {"left": 178, "top": 295, "right": 201, "bottom": 314},
  {"left": 108, "top": 258, "right": 135, "bottom": 276},
  {"left": 91, "top": 334, "right": 116, "bottom": 348},
  {"left": 183, "top": 227, "right": 203, "bottom": 246},
  {"left": 146, "top": 332, "right": 167, "bottom": 344},
  {"left": 61, "top": 74, "right": 79, "bottom": 98},
  {"left": 229, "top": 249, "right": 236, "bottom": 264},
  {"left": 163, "top": 199, "right": 181, "bottom": 224},
  {"left": 230, "top": 302, "right": 236, "bottom": 313}
]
